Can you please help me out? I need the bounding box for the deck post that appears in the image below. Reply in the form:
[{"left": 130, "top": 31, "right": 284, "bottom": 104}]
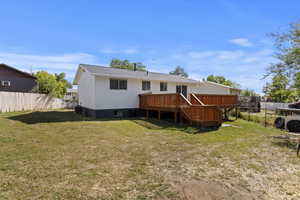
[
  {"left": 224, "top": 108, "right": 228, "bottom": 120},
  {"left": 158, "top": 110, "right": 161, "bottom": 120},
  {"left": 180, "top": 113, "right": 183, "bottom": 124},
  {"left": 146, "top": 110, "right": 149, "bottom": 118},
  {"left": 235, "top": 106, "right": 238, "bottom": 120},
  {"left": 174, "top": 112, "right": 177, "bottom": 123}
]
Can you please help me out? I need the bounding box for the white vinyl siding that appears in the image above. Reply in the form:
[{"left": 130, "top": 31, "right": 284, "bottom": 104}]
[
  {"left": 93, "top": 77, "right": 199, "bottom": 110},
  {"left": 78, "top": 71, "right": 95, "bottom": 109}
]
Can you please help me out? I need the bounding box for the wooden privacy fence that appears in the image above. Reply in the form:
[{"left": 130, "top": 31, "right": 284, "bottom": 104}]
[{"left": 0, "top": 92, "right": 67, "bottom": 113}]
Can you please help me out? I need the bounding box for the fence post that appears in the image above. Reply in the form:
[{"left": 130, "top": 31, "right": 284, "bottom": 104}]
[
  {"left": 248, "top": 109, "right": 250, "bottom": 121},
  {"left": 264, "top": 104, "right": 267, "bottom": 127}
]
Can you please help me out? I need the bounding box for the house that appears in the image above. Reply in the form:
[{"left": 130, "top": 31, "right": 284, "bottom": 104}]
[
  {"left": 64, "top": 88, "right": 78, "bottom": 102},
  {"left": 199, "top": 81, "right": 241, "bottom": 95},
  {"left": 0, "top": 64, "right": 37, "bottom": 92},
  {"left": 73, "top": 64, "right": 240, "bottom": 123},
  {"left": 64, "top": 88, "right": 78, "bottom": 109}
]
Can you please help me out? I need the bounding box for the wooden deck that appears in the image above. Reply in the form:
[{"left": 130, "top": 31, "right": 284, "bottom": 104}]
[
  {"left": 139, "top": 93, "right": 224, "bottom": 127},
  {"left": 193, "top": 94, "right": 238, "bottom": 120},
  {"left": 193, "top": 94, "right": 238, "bottom": 108}
]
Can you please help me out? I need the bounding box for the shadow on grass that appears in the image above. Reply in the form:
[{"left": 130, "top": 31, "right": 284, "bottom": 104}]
[
  {"left": 6, "top": 111, "right": 125, "bottom": 124},
  {"left": 132, "top": 118, "right": 218, "bottom": 134},
  {"left": 7, "top": 111, "right": 88, "bottom": 124},
  {"left": 7, "top": 111, "right": 218, "bottom": 134}
]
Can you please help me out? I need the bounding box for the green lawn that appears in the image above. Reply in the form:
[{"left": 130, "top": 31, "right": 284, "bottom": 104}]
[
  {"left": 0, "top": 110, "right": 300, "bottom": 200},
  {"left": 238, "top": 110, "right": 278, "bottom": 127}
]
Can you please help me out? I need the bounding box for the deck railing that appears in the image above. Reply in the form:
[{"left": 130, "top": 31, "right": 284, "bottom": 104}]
[
  {"left": 139, "top": 93, "right": 190, "bottom": 109},
  {"left": 139, "top": 93, "right": 223, "bottom": 126},
  {"left": 193, "top": 94, "right": 238, "bottom": 107}
]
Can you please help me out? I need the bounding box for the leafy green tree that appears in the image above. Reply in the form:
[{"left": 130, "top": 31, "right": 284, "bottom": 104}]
[
  {"left": 34, "top": 71, "right": 71, "bottom": 98},
  {"left": 291, "top": 72, "right": 300, "bottom": 97},
  {"left": 205, "top": 75, "right": 240, "bottom": 88},
  {"left": 169, "top": 66, "right": 188, "bottom": 77},
  {"left": 265, "top": 22, "right": 300, "bottom": 77},
  {"left": 34, "top": 71, "right": 57, "bottom": 95},
  {"left": 110, "top": 58, "right": 146, "bottom": 71},
  {"left": 55, "top": 73, "right": 72, "bottom": 89},
  {"left": 263, "top": 21, "right": 300, "bottom": 102},
  {"left": 263, "top": 71, "right": 292, "bottom": 102}
]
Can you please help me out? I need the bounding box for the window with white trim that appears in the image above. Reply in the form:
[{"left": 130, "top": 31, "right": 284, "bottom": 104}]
[
  {"left": 110, "top": 79, "right": 127, "bottom": 90},
  {"left": 160, "top": 82, "right": 167, "bottom": 91},
  {"left": 1, "top": 81, "right": 11, "bottom": 87},
  {"left": 142, "top": 81, "right": 151, "bottom": 91}
]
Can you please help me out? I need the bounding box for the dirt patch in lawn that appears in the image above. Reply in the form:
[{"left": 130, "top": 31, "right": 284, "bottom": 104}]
[{"left": 173, "top": 180, "right": 253, "bottom": 200}]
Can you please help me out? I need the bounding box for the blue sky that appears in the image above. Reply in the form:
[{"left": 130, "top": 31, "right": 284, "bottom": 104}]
[{"left": 0, "top": 0, "right": 299, "bottom": 93}]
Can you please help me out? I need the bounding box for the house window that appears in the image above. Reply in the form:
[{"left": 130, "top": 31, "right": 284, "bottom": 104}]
[
  {"left": 142, "top": 81, "right": 151, "bottom": 91},
  {"left": 160, "top": 82, "right": 167, "bottom": 91},
  {"left": 110, "top": 79, "right": 127, "bottom": 90},
  {"left": 1, "top": 81, "right": 11, "bottom": 87}
]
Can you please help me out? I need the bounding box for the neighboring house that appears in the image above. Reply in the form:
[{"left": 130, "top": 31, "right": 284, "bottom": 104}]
[
  {"left": 0, "top": 64, "right": 37, "bottom": 92},
  {"left": 64, "top": 88, "right": 78, "bottom": 102},
  {"left": 64, "top": 88, "right": 78, "bottom": 109},
  {"left": 73, "top": 64, "right": 240, "bottom": 118},
  {"left": 199, "top": 81, "right": 241, "bottom": 95}
]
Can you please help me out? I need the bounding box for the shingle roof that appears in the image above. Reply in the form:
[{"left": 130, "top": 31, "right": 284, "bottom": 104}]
[
  {"left": 0, "top": 63, "right": 36, "bottom": 79},
  {"left": 73, "top": 64, "right": 198, "bottom": 84},
  {"left": 203, "top": 81, "right": 241, "bottom": 91}
]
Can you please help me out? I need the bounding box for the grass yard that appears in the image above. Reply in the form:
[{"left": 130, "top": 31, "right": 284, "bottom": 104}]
[
  {"left": 1, "top": 110, "right": 300, "bottom": 200},
  {"left": 239, "top": 110, "right": 277, "bottom": 127}
]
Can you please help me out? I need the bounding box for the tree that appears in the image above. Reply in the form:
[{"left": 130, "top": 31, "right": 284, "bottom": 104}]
[
  {"left": 265, "top": 22, "right": 300, "bottom": 78},
  {"left": 263, "top": 71, "right": 292, "bottom": 102},
  {"left": 205, "top": 75, "right": 240, "bottom": 88},
  {"left": 55, "top": 73, "right": 72, "bottom": 89},
  {"left": 34, "top": 71, "right": 71, "bottom": 98},
  {"left": 241, "top": 89, "right": 259, "bottom": 97},
  {"left": 110, "top": 58, "right": 146, "bottom": 71},
  {"left": 169, "top": 66, "right": 188, "bottom": 77},
  {"left": 291, "top": 72, "right": 300, "bottom": 97},
  {"left": 263, "top": 21, "right": 300, "bottom": 102}
]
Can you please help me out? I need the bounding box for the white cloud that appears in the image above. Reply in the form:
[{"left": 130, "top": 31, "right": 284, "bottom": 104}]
[
  {"left": 229, "top": 38, "right": 254, "bottom": 47},
  {"left": 217, "top": 50, "right": 244, "bottom": 60},
  {"left": 0, "top": 52, "right": 101, "bottom": 82},
  {"left": 144, "top": 48, "right": 276, "bottom": 93},
  {"left": 100, "top": 47, "right": 139, "bottom": 54}
]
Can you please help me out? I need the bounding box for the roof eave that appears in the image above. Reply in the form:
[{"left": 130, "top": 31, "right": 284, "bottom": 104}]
[
  {"left": 73, "top": 65, "right": 86, "bottom": 85},
  {"left": 0, "top": 63, "right": 36, "bottom": 79},
  {"left": 204, "top": 81, "right": 241, "bottom": 91},
  {"left": 91, "top": 73, "right": 198, "bottom": 84}
]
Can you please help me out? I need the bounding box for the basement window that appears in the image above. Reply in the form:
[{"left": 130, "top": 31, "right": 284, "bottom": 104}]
[
  {"left": 110, "top": 79, "right": 127, "bottom": 90},
  {"left": 1, "top": 81, "right": 11, "bottom": 87},
  {"left": 160, "top": 82, "right": 167, "bottom": 91},
  {"left": 113, "top": 110, "right": 123, "bottom": 117},
  {"left": 142, "top": 81, "right": 151, "bottom": 91}
]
